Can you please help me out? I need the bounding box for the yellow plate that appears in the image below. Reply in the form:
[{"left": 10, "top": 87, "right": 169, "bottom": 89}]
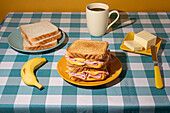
[
  {"left": 120, "top": 32, "right": 162, "bottom": 56},
  {"left": 57, "top": 55, "right": 122, "bottom": 86}
]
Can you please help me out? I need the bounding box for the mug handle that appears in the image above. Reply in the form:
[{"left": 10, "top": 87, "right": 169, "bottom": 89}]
[{"left": 107, "top": 10, "right": 119, "bottom": 30}]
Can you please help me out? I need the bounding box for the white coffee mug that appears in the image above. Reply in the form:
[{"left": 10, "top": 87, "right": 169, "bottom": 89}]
[{"left": 86, "top": 3, "right": 119, "bottom": 36}]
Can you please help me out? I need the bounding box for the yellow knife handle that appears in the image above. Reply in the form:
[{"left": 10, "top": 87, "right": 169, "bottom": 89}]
[{"left": 154, "top": 65, "right": 163, "bottom": 89}]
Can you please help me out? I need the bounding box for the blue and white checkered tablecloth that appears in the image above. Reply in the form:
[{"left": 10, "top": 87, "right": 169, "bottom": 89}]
[{"left": 0, "top": 12, "right": 170, "bottom": 113}]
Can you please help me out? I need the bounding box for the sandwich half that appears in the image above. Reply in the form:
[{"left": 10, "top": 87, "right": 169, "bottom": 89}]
[{"left": 65, "top": 40, "right": 110, "bottom": 81}]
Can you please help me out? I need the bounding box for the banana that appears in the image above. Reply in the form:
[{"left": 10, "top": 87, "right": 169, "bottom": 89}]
[{"left": 21, "top": 57, "right": 47, "bottom": 90}]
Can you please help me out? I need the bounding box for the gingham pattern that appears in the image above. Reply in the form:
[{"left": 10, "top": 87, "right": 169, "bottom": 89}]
[{"left": 0, "top": 12, "right": 170, "bottom": 113}]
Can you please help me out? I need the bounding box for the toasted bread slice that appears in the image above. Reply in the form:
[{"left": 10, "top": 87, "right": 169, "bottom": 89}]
[
  {"left": 66, "top": 40, "right": 108, "bottom": 60},
  {"left": 23, "top": 39, "right": 58, "bottom": 51},
  {"left": 21, "top": 31, "right": 61, "bottom": 46},
  {"left": 20, "top": 21, "right": 59, "bottom": 42}
]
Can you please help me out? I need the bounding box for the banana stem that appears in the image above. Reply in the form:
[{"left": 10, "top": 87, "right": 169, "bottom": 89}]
[{"left": 34, "top": 82, "right": 44, "bottom": 89}]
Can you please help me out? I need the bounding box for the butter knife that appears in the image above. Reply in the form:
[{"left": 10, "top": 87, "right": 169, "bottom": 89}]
[{"left": 151, "top": 45, "right": 163, "bottom": 89}]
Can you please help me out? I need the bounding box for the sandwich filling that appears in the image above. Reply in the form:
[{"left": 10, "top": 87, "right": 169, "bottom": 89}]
[
  {"left": 65, "top": 55, "right": 107, "bottom": 68},
  {"left": 66, "top": 70, "right": 109, "bottom": 80}
]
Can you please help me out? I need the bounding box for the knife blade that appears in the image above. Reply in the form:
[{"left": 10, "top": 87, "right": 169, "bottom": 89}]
[
  {"left": 151, "top": 45, "right": 158, "bottom": 63},
  {"left": 151, "top": 45, "right": 163, "bottom": 89}
]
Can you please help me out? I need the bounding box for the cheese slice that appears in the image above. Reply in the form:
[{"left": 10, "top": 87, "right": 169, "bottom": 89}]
[
  {"left": 66, "top": 59, "right": 85, "bottom": 65},
  {"left": 134, "top": 30, "right": 157, "bottom": 50},
  {"left": 86, "top": 63, "right": 103, "bottom": 68},
  {"left": 86, "top": 70, "right": 106, "bottom": 75},
  {"left": 74, "top": 58, "right": 86, "bottom": 62},
  {"left": 86, "top": 74, "right": 106, "bottom": 81},
  {"left": 124, "top": 40, "right": 143, "bottom": 51},
  {"left": 65, "top": 56, "right": 104, "bottom": 68}
]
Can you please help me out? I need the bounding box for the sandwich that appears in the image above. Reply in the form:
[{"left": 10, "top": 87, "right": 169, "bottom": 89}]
[
  {"left": 65, "top": 40, "right": 110, "bottom": 81},
  {"left": 20, "top": 21, "right": 62, "bottom": 51}
]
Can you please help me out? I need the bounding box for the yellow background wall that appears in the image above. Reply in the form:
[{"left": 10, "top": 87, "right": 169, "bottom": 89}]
[{"left": 1, "top": 0, "right": 170, "bottom": 23}]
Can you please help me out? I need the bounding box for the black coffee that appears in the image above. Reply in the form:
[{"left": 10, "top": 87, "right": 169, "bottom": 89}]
[{"left": 89, "top": 8, "right": 106, "bottom": 11}]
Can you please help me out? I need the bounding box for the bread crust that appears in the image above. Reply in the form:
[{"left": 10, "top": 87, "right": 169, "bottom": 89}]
[
  {"left": 23, "top": 40, "right": 58, "bottom": 51},
  {"left": 66, "top": 40, "right": 108, "bottom": 60},
  {"left": 21, "top": 31, "right": 61, "bottom": 46}
]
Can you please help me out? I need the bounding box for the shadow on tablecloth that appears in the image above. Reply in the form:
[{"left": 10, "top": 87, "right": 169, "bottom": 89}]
[
  {"left": 157, "top": 38, "right": 168, "bottom": 88},
  {"left": 106, "top": 11, "right": 136, "bottom": 34}
]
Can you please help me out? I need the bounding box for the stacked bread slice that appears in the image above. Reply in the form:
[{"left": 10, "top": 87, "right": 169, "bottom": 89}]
[
  {"left": 65, "top": 40, "right": 110, "bottom": 81},
  {"left": 20, "top": 21, "right": 62, "bottom": 51}
]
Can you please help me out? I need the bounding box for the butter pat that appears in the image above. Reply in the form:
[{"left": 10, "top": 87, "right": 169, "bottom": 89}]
[
  {"left": 134, "top": 30, "right": 157, "bottom": 50},
  {"left": 124, "top": 40, "right": 143, "bottom": 51}
]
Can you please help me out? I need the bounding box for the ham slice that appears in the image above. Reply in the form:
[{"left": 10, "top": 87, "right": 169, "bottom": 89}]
[
  {"left": 68, "top": 72, "right": 88, "bottom": 80},
  {"left": 67, "top": 71, "right": 109, "bottom": 80}
]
